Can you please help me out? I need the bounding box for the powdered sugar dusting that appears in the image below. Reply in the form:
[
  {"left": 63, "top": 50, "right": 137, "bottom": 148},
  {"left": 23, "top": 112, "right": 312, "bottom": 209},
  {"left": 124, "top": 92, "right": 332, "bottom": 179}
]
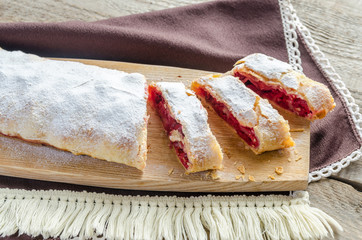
[
  {"left": 199, "top": 75, "right": 258, "bottom": 127},
  {"left": 155, "top": 82, "right": 222, "bottom": 170},
  {"left": 302, "top": 84, "right": 330, "bottom": 111},
  {"left": 236, "top": 53, "right": 292, "bottom": 79},
  {"left": 0, "top": 134, "right": 84, "bottom": 167},
  {"left": 258, "top": 99, "right": 282, "bottom": 123},
  {"left": 233, "top": 53, "right": 335, "bottom": 118},
  {"left": 157, "top": 82, "right": 210, "bottom": 140},
  {"left": 0, "top": 49, "right": 148, "bottom": 169},
  {"left": 194, "top": 75, "right": 294, "bottom": 154},
  {"left": 280, "top": 72, "right": 300, "bottom": 90},
  {"left": 0, "top": 134, "right": 128, "bottom": 172}
]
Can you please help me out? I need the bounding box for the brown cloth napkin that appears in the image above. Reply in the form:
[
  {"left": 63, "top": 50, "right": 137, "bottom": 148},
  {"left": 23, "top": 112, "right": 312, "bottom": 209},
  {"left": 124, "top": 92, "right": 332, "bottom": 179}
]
[{"left": 0, "top": 0, "right": 360, "bottom": 188}]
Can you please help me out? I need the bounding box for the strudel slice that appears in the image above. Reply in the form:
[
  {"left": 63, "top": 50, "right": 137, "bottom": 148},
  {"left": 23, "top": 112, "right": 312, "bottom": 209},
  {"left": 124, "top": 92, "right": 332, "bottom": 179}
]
[
  {"left": 148, "top": 82, "right": 223, "bottom": 173},
  {"left": 192, "top": 75, "right": 294, "bottom": 154},
  {"left": 232, "top": 53, "right": 335, "bottom": 120},
  {"left": 0, "top": 49, "right": 148, "bottom": 170}
]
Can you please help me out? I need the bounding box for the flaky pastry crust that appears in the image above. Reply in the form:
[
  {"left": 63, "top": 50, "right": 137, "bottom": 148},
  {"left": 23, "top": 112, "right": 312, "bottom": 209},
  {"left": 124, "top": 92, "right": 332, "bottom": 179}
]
[
  {"left": 192, "top": 75, "right": 294, "bottom": 154},
  {"left": 232, "top": 53, "right": 335, "bottom": 120},
  {"left": 0, "top": 49, "right": 148, "bottom": 170},
  {"left": 149, "top": 82, "right": 223, "bottom": 173}
]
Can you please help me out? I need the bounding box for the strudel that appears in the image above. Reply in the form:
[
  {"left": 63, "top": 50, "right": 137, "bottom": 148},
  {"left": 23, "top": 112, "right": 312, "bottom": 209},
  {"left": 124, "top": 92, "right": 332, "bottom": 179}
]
[
  {"left": 192, "top": 75, "right": 294, "bottom": 154},
  {"left": 232, "top": 53, "right": 335, "bottom": 120},
  {"left": 148, "top": 82, "right": 223, "bottom": 173},
  {"left": 0, "top": 49, "right": 148, "bottom": 170}
]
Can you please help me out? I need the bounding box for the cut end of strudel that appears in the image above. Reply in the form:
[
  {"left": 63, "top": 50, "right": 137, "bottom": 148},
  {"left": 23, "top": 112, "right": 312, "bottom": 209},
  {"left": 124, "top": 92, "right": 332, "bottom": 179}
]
[
  {"left": 192, "top": 75, "right": 295, "bottom": 154},
  {"left": 232, "top": 53, "right": 335, "bottom": 120},
  {"left": 0, "top": 49, "right": 148, "bottom": 170},
  {"left": 148, "top": 82, "right": 223, "bottom": 173}
]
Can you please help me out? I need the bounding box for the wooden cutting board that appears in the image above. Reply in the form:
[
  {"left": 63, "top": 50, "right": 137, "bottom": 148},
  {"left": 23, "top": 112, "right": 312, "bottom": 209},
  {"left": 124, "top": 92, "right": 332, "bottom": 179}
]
[{"left": 0, "top": 58, "right": 310, "bottom": 192}]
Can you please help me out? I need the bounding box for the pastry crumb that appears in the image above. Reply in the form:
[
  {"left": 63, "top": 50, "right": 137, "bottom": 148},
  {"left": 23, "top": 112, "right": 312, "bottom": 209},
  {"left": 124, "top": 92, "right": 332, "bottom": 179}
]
[
  {"left": 287, "top": 158, "right": 292, "bottom": 162},
  {"left": 295, "top": 156, "right": 302, "bottom": 161},
  {"left": 177, "top": 75, "right": 182, "bottom": 78},
  {"left": 268, "top": 175, "right": 275, "bottom": 180},
  {"left": 248, "top": 175, "right": 255, "bottom": 182},
  {"left": 212, "top": 74, "right": 222, "bottom": 78},
  {"left": 235, "top": 174, "right": 245, "bottom": 180},
  {"left": 235, "top": 175, "right": 243, "bottom": 180},
  {"left": 178, "top": 110, "right": 181, "bottom": 114},
  {"left": 237, "top": 165, "right": 245, "bottom": 174},
  {"left": 233, "top": 161, "right": 237, "bottom": 165},
  {"left": 211, "top": 170, "right": 220, "bottom": 180},
  {"left": 147, "top": 144, "right": 151, "bottom": 153},
  {"left": 168, "top": 168, "right": 174, "bottom": 176},
  {"left": 290, "top": 128, "right": 304, "bottom": 132},
  {"left": 224, "top": 149, "right": 232, "bottom": 159},
  {"left": 275, "top": 166, "right": 283, "bottom": 175}
]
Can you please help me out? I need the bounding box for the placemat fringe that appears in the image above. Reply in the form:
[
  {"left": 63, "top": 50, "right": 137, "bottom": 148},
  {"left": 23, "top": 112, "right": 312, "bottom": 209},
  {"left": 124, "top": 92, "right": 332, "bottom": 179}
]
[{"left": 0, "top": 188, "right": 342, "bottom": 240}]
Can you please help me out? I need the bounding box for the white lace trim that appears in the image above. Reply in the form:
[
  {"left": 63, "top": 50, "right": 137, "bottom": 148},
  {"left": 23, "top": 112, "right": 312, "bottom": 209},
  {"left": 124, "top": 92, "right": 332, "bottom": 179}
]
[
  {"left": 279, "top": 0, "right": 303, "bottom": 72},
  {"left": 280, "top": 0, "right": 362, "bottom": 182}
]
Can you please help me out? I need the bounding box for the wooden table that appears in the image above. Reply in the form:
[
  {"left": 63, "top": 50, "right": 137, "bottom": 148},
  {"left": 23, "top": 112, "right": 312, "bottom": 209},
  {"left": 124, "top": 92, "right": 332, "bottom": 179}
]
[{"left": 1, "top": 0, "right": 361, "bottom": 239}]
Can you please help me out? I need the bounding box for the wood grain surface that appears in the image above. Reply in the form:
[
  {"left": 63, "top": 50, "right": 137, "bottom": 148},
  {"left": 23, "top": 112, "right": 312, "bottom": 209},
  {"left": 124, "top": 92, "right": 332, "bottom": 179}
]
[
  {"left": 0, "top": 58, "right": 310, "bottom": 192},
  {"left": 0, "top": 0, "right": 361, "bottom": 238},
  {"left": 308, "top": 179, "right": 362, "bottom": 240}
]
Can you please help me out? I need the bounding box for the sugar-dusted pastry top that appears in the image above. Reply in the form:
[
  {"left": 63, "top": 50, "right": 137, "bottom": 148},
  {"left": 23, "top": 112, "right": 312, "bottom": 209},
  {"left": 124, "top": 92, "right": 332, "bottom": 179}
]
[
  {"left": 151, "top": 82, "right": 223, "bottom": 172},
  {"left": 233, "top": 53, "right": 335, "bottom": 119},
  {"left": 205, "top": 75, "right": 258, "bottom": 127},
  {"left": 0, "top": 49, "right": 148, "bottom": 170},
  {"left": 192, "top": 75, "right": 294, "bottom": 154},
  {"left": 156, "top": 82, "right": 210, "bottom": 141},
  {"left": 236, "top": 53, "right": 293, "bottom": 80}
]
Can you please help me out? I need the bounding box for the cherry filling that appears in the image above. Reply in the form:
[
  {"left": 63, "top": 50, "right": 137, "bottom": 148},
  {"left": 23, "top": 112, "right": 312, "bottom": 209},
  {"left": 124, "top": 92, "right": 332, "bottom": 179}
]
[
  {"left": 233, "top": 72, "right": 312, "bottom": 118},
  {"left": 148, "top": 86, "right": 190, "bottom": 169},
  {"left": 194, "top": 87, "right": 259, "bottom": 148}
]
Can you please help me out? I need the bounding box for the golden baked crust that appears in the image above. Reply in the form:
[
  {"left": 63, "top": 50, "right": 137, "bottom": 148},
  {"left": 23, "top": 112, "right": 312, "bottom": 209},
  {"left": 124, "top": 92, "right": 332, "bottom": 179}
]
[
  {"left": 0, "top": 49, "right": 148, "bottom": 170},
  {"left": 232, "top": 53, "right": 335, "bottom": 120},
  {"left": 149, "top": 82, "right": 223, "bottom": 173},
  {"left": 192, "top": 75, "right": 294, "bottom": 154}
]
